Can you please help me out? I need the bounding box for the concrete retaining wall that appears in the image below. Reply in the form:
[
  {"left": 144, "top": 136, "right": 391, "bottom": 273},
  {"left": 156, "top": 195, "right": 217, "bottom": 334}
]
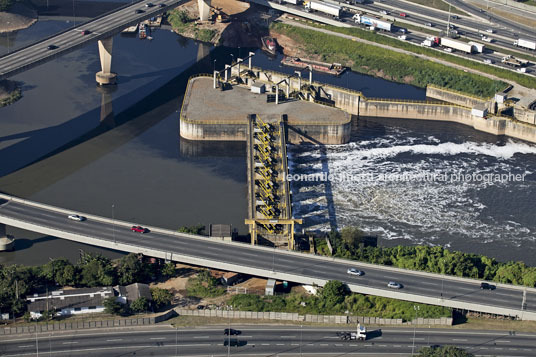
[
  {"left": 425, "top": 85, "right": 491, "bottom": 110},
  {"left": 174, "top": 308, "right": 452, "bottom": 325}
]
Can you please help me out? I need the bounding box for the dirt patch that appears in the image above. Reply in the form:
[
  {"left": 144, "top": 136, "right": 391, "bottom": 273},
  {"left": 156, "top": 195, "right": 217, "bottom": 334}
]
[{"left": 0, "top": 3, "right": 37, "bottom": 33}]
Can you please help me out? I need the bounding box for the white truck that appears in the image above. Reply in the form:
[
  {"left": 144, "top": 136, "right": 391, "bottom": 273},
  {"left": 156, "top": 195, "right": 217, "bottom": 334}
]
[
  {"left": 338, "top": 324, "right": 367, "bottom": 341},
  {"left": 279, "top": 0, "right": 299, "bottom": 4},
  {"left": 514, "top": 38, "right": 536, "bottom": 51},
  {"left": 304, "top": 0, "right": 341, "bottom": 17},
  {"left": 440, "top": 37, "right": 473, "bottom": 54},
  {"left": 468, "top": 41, "right": 485, "bottom": 53},
  {"left": 352, "top": 13, "right": 392, "bottom": 32}
]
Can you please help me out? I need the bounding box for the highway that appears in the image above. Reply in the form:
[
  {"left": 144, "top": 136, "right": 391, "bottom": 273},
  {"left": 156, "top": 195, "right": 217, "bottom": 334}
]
[
  {"left": 1, "top": 196, "right": 536, "bottom": 319},
  {"left": 0, "top": 0, "right": 185, "bottom": 80},
  {"left": 1, "top": 325, "right": 536, "bottom": 356}
]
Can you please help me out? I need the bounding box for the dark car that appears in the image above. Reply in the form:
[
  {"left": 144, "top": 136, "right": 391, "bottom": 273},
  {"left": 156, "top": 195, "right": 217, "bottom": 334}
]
[
  {"left": 81, "top": 29, "right": 91, "bottom": 35},
  {"left": 47, "top": 45, "right": 58, "bottom": 50},
  {"left": 223, "top": 338, "right": 239, "bottom": 346},
  {"left": 224, "top": 328, "right": 240, "bottom": 335},
  {"left": 197, "top": 305, "right": 205, "bottom": 310},
  {"left": 480, "top": 282, "right": 496, "bottom": 290},
  {"left": 159, "top": 3, "right": 166, "bottom": 7},
  {"left": 135, "top": 9, "right": 144, "bottom": 14},
  {"left": 131, "top": 225, "right": 149, "bottom": 233}
]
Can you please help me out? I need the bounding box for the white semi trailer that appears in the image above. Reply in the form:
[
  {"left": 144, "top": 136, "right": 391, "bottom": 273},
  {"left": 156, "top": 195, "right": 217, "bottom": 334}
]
[
  {"left": 352, "top": 14, "right": 392, "bottom": 31},
  {"left": 440, "top": 37, "right": 473, "bottom": 54},
  {"left": 514, "top": 39, "right": 536, "bottom": 51},
  {"left": 304, "top": 0, "right": 341, "bottom": 17}
]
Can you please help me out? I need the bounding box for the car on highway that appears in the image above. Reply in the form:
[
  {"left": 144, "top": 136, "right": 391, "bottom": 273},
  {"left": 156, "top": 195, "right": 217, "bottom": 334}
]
[
  {"left": 47, "top": 44, "right": 58, "bottom": 50},
  {"left": 159, "top": 3, "right": 166, "bottom": 7},
  {"left": 135, "top": 9, "right": 144, "bottom": 13},
  {"left": 425, "top": 22, "right": 433, "bottom": 27},
  {"left": 145, "top": 2, "right": 154, "bottom": 7},
  {"left": 451, "top": 15, "right": 458, "bottom": 19},
  {"left": 223, "top": 338, "right": 242, "bottom": 346},
  {"left": 399, "top": 12, "right": 407, "bottom": 17},
  {"left": 486, "top": 28, "right": 494, "bottom": 33},
  {"left": 347, "top": 267, "right": 364, "bottom": 276},
  {"left": 131, "top": 225, "right": 149, "bottom": 233},
  {"left": 483, "top": 59, "right": 493, "bottom": 64},
  {"left": 444, "top": 47, "right": 453, "bottom": 53},
  {"left": 480, "top": 282, "right": 496, "bottom": 290},
  {"left": 380, "top": 10, "right": 388, "bottom": 15},
  {"left": 398, "top": 35, "right": 407, "bottom": 40},
  {"left": 224, "top": 328, "right": 240, "bottom": 335},
  {"left": 81, "top": 30, "right": 91, "bottom": 35},
  {"left": 387, "top": 281, "right": 402, "bottom": 289},
  {"left": 68, "top": 214, "right": 85, "bottom": 221}
]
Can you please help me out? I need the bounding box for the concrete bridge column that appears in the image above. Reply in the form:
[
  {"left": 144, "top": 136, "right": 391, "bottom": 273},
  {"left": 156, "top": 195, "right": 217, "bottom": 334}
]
[
  {"left": 248, "top": 52, "right": 255, "bottom": 69},
  {"left": 213, "top": 70, "right": 218, "bottom": 89},
  {"left": 286, "top": 77, "right": 290, "bottom": 98},
  {"left": 96, "top": 37, "right": 117, "bottom": 85},
  {"left": 295, "top": 71, "right": 302, "bottom": 90},
  {"left": 237, "top": 58, "right": 242, "bottom": 78},
  {"left": 276, "top": 84, "right": 279, "bottom": 105},
  {"left": 197, "top": 0, "right": 212, "bottom": 21},
  {"left": 0, "top": 223, "right": 15, "bottom": 251},
  {"left": 225, "top": 65, "right": 230, "bottom": 82},
  {"left": 307, "top": 65, "right": 312, "bottom": 85}
]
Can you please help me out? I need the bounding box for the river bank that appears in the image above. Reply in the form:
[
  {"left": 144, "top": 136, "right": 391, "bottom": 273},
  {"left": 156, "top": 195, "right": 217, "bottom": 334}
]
[
  {"left": 0, "top": 3, "right": 37, "bottom": 33},
  {"left": 0, "top": 80, "right": 21, "bottom": 107}
]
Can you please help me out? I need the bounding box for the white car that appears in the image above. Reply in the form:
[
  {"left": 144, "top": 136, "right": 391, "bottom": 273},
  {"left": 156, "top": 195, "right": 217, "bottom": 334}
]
[
  {"left": 486, "top": 28, "right": 494, "bottom": 33},
  {"left": 347, "top": 268, "right": 364, "bottom": 276},
  {"left": 68, "top": 214, "right": 85, "bottom": 221},
  {"left": 483, "top": 59, "right": 493, "bottom": 64},
  {"left": 444, "top": 47, "right": 453, "bottom": 53},
  {"left": 398, "top": 35, "right": 407, "bottom": 40},
  {"left": 380, "top": 10, "right": 388, "bottom": 15},
  {"left": 387, "top": 281, "right": 402, "bottom": 289}
]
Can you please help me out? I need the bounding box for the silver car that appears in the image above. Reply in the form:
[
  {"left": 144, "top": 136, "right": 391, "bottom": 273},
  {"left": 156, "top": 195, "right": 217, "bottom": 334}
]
[
  {"left": 387, "top": 281, "right": 402, "bottom": 289},
  {"left": 347, "top": 268, "right": 364, "bottom": 276},
  {"left": 68, "top": 214, "right": 85, "bottom": 221}
]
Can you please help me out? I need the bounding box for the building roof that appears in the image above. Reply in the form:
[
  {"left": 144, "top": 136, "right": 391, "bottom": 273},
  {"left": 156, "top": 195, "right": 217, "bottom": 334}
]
[
  {"left": 26, "top": 287, "right": 113, "bottom": 312},
  {"left": 120, "top": 283, "right": 152, "bottom": 303}
]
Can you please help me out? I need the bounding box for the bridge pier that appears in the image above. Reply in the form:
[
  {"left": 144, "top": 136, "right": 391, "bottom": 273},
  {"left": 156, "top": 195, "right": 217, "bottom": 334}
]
[
  {"left": 197, "top": 0, "right": 212, "bottom": 21},
  {"left": 0, "top": 223, "right": 15, "bottom": 251},
  {"left": 96, "top": 38, "right": 117, "bottom": 86}
]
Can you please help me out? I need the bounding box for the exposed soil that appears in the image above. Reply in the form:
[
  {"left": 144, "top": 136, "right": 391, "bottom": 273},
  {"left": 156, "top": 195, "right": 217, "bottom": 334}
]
[{"left": 0, "top": 3, "right": 37, "bottom": 33}]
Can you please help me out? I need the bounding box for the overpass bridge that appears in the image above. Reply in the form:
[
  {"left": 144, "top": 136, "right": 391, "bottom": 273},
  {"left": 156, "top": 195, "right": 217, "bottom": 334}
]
[
  {"left": 1, "top": 193, "right": 536, "bottom": 320},
  {"left": 0, "top": 0, "right": 212, "bottom": 84}
]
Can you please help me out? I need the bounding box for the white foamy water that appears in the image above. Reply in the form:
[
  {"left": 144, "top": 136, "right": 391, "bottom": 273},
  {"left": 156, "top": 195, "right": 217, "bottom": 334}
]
[{"left": 289, "top": 131, "right": 536, "bottom": 250}]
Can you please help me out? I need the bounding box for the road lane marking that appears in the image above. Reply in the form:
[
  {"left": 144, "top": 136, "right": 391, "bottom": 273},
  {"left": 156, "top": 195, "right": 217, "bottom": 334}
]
[
  {"left": 261, "top": 343, "right": 270, "bottom": 346},
  {"left": 62, "top": 342, "right": 78, "bottom": 344},
  {"left": 280, "top": 335, "right": 296, "bottom": 338},
  {"left": 106, "top": 339, "right": 122, "bottom": 342},
  {"left": 150, "top": 337, "right": 165, "bottom": 340},
  {"left": 496, "top": 340, "right": 511, "bottom": 343},
  {"left": 18, "top": 345, "right": 33, "bottom": 348},
  {"left": 452, "top": 339, "right": 467, "bottom": 341},
  {"left": 193, "top": 336, "right": 209, "bottom": 338}
]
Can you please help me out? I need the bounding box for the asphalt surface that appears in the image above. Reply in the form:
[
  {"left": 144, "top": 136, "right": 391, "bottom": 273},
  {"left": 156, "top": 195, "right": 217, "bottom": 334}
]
[
  {"left": 1, "top": 199, "right": 535, "bottom": 315},
  {"left": 1, "top": 325, "right": 536, "bottom": 356},
  {"left": 0, "top": 0, "right": 184, "bottom": 79}
]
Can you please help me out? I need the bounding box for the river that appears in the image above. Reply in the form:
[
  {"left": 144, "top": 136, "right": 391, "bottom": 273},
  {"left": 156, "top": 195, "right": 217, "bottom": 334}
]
[{"left": 0, "top": 16, "right": 534, "bottom": 266}]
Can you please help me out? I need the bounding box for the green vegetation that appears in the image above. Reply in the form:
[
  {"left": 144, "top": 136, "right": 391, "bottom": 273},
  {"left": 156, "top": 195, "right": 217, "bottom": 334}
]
[
  {"left": 228, "top": 280, "right": 450, "bottom": 321},
  {"left": 151, "top": 287, "right": 174, "bottom": 308},
  {"left": 177, "top": 224, "right": 205, "bottom": 235},
  {"left": 167, "top": 9, "right": 216, "bottom": 43},
  {"left": 103, "top": 297, "right": 128, "bottom": 316},
  {"left": 130, "top": 297, "right": 149, "bottom": 313},
  {"left": 403, "top": 0, "right": 467, "bottom": 15},
  {"left": 186, "top": 269, "right": 226, "bottom": 298},
  {"left": 0, "top": 253, "right": 171, "bottom": 318},
  {"left": 0, "top": 88, "right": 22, "bottom": 107},
  {"left": 0, "top": 0, "right": 16, "bottom": 11},
  {"left": 162, "top": 262, "right": 177, "bottom": 277},
  {"left": 418, "top": 345, "right": 474, "bottom": 356},
  {"left": 272, "top": 22, "right": 536, "bottom": 94},
  {"left": 327, "top": 228, "right": 536, "bottom": 287},
  {"left": 518, "top": 0, "right": 536, "bottom": 6}
]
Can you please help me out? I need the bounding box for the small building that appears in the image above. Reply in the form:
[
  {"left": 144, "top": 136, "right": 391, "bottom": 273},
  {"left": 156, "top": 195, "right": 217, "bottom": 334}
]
[
  {"left": 209, "top": 224, "right": 234, "bottom": 241},
  {"left": 221, "top": 272, "right": 244, "bottom": 286},
  {"left": 471, "top": 105, "right": 488, "bottom": 118},
  {"left": 265, "top": 279, "right": 276, "bottom": 296},
  {"left": 26, "top": 287, "right": 114, "bottom": 319},
  {"left": 251, "top": 82, "right": 265, "bottom": 94},
  {"left": 115, "top": 283, "right": 152, "bottom": 305},
  {"left": 495, "top": 92, "right": 508, "bottom": 104}
]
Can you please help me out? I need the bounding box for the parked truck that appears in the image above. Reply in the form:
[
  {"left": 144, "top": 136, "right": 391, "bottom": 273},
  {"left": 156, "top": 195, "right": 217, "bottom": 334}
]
[
  {"left": 468, "top": 41, "right": 485, "bottom": 53},
  {"left": 514, "top": 38, "right": 536, "bottom": 51},
  {"left": 303, "top": 0, "right": 341, "bottom": 17},
  {"left": 502, "top": 55, "right": 522, "bottom": 67},
  {"left": 352, "top": 13, "right": 392, "bottom": 31},
  {"left": 439, "top": 37, "right": 473, "bottom": 54},
  {"left": 338, "top": 324, "right": 367, "bottom": 341}
]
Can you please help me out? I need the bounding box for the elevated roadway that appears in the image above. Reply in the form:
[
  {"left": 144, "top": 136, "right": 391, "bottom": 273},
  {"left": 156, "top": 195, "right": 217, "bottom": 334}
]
[
  {"left": 0, "top": 0, "right": 186, "bottom": 80},
  {"left": 1, "top": 193, "right": 536, "bottom": 320},
  {"left": 1, "top": 326, "right": 536, "bottom": 356}
]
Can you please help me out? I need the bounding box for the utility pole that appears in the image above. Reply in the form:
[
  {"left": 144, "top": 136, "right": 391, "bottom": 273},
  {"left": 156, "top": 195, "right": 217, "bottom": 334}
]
[
  {"left": 411, "top": 305, "right": 420, "bottom": 356},
  {"left": 112, "top": 204, "right": 115, "bottom": 244},
  {"left": 175, "top": 327, "right": 178, "bottom": 356},
  {"left": 227, "top": 306, "right": 231, "bottom": 357},
  {"left": 35, "top": 329, "right": 39, "bottom": 357},
  {"left": 446, "top": 4, "right": 451, "bottom": 37},
  {"left": 300, "top": 324, "right": 302, "bottom": 357}
]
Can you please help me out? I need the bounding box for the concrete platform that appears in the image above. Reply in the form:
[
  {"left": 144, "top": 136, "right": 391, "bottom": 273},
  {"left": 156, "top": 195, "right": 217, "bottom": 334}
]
[{"left": 180, "top": 77, "right": 351, "bottom": 144}]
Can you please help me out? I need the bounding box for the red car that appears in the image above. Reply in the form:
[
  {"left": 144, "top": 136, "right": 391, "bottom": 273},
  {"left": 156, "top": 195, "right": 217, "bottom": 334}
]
[
  {"left": 399, "top": 12, "right": 407, "bottom": 17},
  {"left": 131, "top": 225, "right": 148, "bottom": 233}
]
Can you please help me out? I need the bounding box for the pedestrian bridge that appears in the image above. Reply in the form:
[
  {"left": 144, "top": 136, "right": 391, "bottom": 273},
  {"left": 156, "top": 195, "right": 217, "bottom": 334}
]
[{"left": 1, "top": 192, "right": 535, "bottom": 320}]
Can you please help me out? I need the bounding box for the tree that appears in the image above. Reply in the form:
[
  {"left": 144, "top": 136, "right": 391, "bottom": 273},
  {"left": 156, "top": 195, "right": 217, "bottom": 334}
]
[
  {"left": 150, "top": 287, "right": 173, "bottom": 308},
  {"left": 418, "top": 345, "right": 474, "bottom": 357},
  {"left": 162, "top": 262, "right": 176, "bottom": 277},
  {"left": 130, "top": 297, "right": 149, "bottom": 313},
  {"left": 177, "top": 224, "right": 205, "bottom": 235},
  {"left": 103, "top": 297, "right": 124, "bottom": 315},
  {"left": 321, "top": 280, "right": 349, "bottom": 308},
  {"left": 117, "top": 254, "right": 144, "bottom": 285},
  {"left": 340, "top": 226, "right": 364, "bottom": 248},
  {"left": 78, "top": 253, "right": 116, "bottom": 287}
]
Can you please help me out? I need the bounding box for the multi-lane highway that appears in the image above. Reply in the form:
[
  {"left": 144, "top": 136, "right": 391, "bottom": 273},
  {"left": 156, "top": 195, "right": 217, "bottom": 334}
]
[
  {"left": 0, "top": 0, "right": 185, "bottom": 80},
  {"left": 1, "top": 326, "right": 536, "bottom": 356},
  {"left": 1, "top": 195, "right": 536, "bottom": 319}
]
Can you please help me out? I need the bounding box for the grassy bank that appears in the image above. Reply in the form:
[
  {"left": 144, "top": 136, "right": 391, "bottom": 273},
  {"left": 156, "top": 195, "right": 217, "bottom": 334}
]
[
  {"left": 403, "top": 0, "right": 467, "bottom": 15},
  {"left": 272, "top": 22, "right": 534, "bottom": 94},
  {"left": 167, "top": 9, "right": 216, "bottom": 43}
]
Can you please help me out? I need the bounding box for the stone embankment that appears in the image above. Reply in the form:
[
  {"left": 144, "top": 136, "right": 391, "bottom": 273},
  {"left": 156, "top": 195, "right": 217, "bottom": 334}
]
[{"left": 0, "top": 3, "right": 37, "bottom": 33}]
